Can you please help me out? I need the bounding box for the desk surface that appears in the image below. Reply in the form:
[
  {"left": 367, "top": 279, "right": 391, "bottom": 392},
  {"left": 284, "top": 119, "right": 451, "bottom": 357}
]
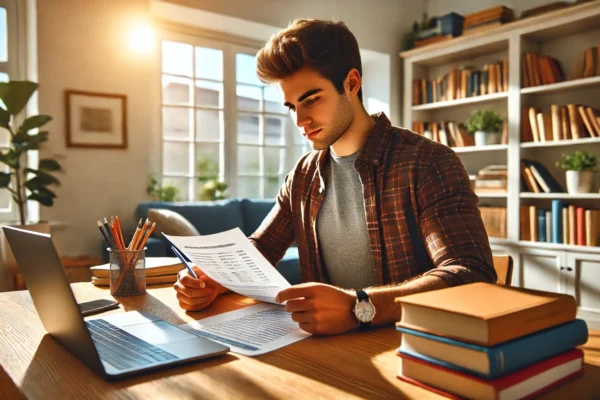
[{"left": 0, "top": 284, "right": 599, "bottom": 399}]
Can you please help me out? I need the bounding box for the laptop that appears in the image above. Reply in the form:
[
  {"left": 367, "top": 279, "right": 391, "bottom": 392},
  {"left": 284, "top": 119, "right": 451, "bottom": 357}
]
[{"left": 3, "top": 226, "right": 229, "bottom": 380}]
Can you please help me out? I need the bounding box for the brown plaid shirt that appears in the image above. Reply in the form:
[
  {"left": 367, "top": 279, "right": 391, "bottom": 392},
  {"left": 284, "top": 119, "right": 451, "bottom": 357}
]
[{"left": 249, "top": 113, "right": 496, "bottom": 287}]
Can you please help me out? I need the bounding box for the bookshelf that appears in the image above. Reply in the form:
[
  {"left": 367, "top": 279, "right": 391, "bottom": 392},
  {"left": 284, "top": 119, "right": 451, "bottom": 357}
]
[{"left": 400, "top": 1, "right": 600, "bottom": 327}]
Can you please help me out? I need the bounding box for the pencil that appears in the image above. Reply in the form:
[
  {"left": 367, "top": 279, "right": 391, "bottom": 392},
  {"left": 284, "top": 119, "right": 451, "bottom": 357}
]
[
  {"left": 97, "top": 221, "right": 116, "bottom": 250},
  {"left": 137, "top": 222, "right": 155, "bottom": 250},
  {"left": 127, "top": 219, "right": 143, "bottom": 250},
  {"left": 103, "top": 218, "right": 115, "bottom": 246},
  {"left": 114, "top": 216, "right": 125, "bottom": 250}
]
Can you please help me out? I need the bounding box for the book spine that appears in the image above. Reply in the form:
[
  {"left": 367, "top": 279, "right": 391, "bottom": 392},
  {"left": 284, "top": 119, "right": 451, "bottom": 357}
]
[
  {"left": 487, "top": 319, "right": 588, "bottom": 378},
  {"left": 552, "top": 200, "right": 563, "bottom": 244},
  {"left": 538, "top": 209, "right": 547, "bottom": 242}
]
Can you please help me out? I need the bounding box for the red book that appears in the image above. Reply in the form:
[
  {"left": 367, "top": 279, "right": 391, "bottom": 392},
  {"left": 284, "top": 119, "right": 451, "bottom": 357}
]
[
  {"left": 576, "top": 207, "right": 586, "bottom": 246},
  {"left": 397, "top": 349, "right": 584, "bottom": 400}
]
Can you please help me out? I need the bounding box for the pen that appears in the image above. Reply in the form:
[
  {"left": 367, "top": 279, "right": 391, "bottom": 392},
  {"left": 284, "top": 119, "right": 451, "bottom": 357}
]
[{"left": 171, "top": 245, "right": 198, "bottom": 279}]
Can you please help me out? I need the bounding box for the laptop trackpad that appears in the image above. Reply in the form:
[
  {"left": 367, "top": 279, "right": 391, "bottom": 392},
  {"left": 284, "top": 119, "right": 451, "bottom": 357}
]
[{"left": 121, "top": 321, "right": 198, "bottom": 345}]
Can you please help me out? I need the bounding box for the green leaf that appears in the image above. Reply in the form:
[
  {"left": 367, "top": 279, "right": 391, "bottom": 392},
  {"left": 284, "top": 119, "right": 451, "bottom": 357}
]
[
  {"left": 0, "top": 172, "right": 11, "bottom": 188},
  {"left": 18, "top": 115, "right": 52, "bottom": 133},
  {"left": 32, "top": 186, "right": 56, "bottom": 198},
  {"left": 0, "top": 149, "right": 17, "bottom": 167},
  {"left": 0, "top": 107, "right": 10, "bottom": 130},
  {"left": 28, "top": 192, "right": 54, "bottom": 207},
  {"left": 13, "top": 131, "right": 48, "bottom": 151},
  {"left": 25, "top": 174, "right": 60, "bottom": 190},
  {"left": 0, "top": 81, "right": 38, "bottom": 116},
  {"left": 39, "top": 158, "right": 62, "bottom": 171}
]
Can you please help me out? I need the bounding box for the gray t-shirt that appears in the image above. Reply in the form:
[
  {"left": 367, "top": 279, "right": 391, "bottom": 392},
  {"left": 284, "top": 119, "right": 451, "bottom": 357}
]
[{"left": 316, "top": 151, "right": 377, "bottom": 290}]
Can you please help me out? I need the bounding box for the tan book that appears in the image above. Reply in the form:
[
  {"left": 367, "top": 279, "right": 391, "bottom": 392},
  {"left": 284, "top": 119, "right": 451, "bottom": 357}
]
[
  {"left": 495, "top": 63, "right": 502, "bottom": 93},
  {"left": 578, "top": 105, "right": 595, "bottom": 137},
  {"left": 586, "top": 210, "right": 593, "bottom": 247},
  {"left": 583, "top": 47, "right": 598, "bottom": 78},
  {"left": 502, "top": 59, "right": 509, "bottom": 92},
  {"left": 529, "top": 107, "right": 541, "bottom": 142},
  {"left": 488, "top": 63, "right": 497, "bottom": 94},
  {"left": 566, "top": 104, "right": 583, "bottom": 139},
  {"left": 90, "top": 257, "right": 184, "bottom": 279},
  {"left": 585, "top": 107, "right": 600, "bottom": 137},
  {"left": 501, "top": 118, "right": 508, "bottom": 144},
  {"left": 563, "top": 206, "right": 569, "bottom": 245},
  {"left": 92, "top": 274, "right": 178, "bottom": 287},
  {"left": 551, "top": 105, "right": 561, "bottom": 142},
  {"left": 520, "top": 205, "right": 531, "bottom": 240},
  {"left": 524, "top": 167, "right": 540, "bottom": 193},
  {"left": 560, "top": 106, "right": 570, "bottom": 140},
  {"left": 536, "top": 113, "right": 547, "bottom": 142},
  {"left": 569, "top": 205, "right": 577, "bottom": 245},
  {"left": 530, "top": 205, "right": 538, "bottom": 241},
  {"left": 395, "top": 282, "right": 576, "bottom": 346}
]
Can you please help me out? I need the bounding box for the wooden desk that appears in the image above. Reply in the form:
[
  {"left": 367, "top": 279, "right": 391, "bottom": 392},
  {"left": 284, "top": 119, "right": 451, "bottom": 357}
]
[{"left": 1, "top": 284, "right": 599, "bottom": 399}]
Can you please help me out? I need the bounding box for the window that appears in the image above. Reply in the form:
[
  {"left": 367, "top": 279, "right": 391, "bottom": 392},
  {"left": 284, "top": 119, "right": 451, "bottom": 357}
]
[
  {"left": 0, "top": 0, "right": 17, "bottom": 219},
  {"left": 160, "top": 34, "right": 308, "bottom": 200}
]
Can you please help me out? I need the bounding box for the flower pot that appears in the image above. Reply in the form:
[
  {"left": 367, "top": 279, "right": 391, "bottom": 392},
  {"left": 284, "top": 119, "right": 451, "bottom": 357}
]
[
  {"left": 565, "top": 170, "right": 595, "bottom": 194},
  {"left": 0, "top": 222, "right": 51, "bottom": 291},
  {"left": 474, "top": 131, "right": 501, "bottom": 146}
]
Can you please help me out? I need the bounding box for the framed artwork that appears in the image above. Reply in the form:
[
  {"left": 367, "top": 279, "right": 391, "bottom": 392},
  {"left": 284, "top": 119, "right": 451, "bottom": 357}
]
[{"left": 65, "top": 90, "right": 128, "bottom": 149}]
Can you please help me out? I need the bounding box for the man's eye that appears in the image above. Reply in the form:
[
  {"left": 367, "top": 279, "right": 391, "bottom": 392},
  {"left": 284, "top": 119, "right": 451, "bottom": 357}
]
[{"left": 305, "top": 97, "right": 319, "bottom": 106}]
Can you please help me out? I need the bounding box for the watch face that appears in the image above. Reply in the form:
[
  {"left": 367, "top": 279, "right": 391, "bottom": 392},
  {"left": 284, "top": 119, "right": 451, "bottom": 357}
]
[{"left": 355, "top": 301, "right": 375, "bottom": 322}]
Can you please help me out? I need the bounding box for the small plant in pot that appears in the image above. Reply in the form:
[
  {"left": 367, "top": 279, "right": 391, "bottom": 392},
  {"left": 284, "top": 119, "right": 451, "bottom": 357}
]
[
  {"left": 555, "top": 151, "right": 597, "bottom": 194},
  {"left": 465, "top": 109, "right": 503, "bottom": 147}
]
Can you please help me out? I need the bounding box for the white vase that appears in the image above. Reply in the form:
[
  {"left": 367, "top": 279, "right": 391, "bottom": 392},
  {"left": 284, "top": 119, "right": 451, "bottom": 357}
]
[
  {"left": 565, "top": 170, "right": 594, "bottom": 194},
  {"left": 0, "top": 222, "right": 51, "bottom": 291},
  {"left": 474, "top": 131, "right": 502, "bottom": 146}
]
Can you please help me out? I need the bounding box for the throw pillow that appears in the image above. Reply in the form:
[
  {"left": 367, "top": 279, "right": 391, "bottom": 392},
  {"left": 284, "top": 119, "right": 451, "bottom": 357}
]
[{"left": 147, "top": 208, "right": 200, "bottom": 237}]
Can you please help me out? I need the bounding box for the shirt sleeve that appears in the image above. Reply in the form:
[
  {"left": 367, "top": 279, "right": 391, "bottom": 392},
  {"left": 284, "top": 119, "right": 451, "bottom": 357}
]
[
  {"left": 248, "top": 173, "right": 295, "bottom": 267},
  {"left": 416, "top": 146, "right": 497, "bottom": 286}
]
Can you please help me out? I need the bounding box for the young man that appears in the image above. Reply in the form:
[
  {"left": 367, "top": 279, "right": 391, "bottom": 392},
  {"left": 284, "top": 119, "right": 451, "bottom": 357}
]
[{"left": 174, "top": 19, "right": 496, "bottom": 335}]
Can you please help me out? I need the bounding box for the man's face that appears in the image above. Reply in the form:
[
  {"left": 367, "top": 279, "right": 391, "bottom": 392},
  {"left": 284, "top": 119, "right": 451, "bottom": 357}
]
[{"left": 279, "top": 68, "right": 354, "bottom": 151}]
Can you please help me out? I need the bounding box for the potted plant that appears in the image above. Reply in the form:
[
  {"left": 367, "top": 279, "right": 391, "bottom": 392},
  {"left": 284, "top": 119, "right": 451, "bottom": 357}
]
[
  {"left": 465, "top": 109, "right": 504, "bottom": 146},
  {"left": 0, "top": 80, "right": 62, "bottom": 289},
  {"left": 146, "top": 174, "right": 180, "bottom": 202},
  {"left": 555, "top": 151, "right": 597, "bottom": 194}
]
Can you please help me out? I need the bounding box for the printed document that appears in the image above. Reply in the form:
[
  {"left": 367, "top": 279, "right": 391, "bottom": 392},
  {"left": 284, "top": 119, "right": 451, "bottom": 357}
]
[
  {"left": 164, "top": 228, "right": 291, "bottom": 304},
  {"left": 180, "top": 303, "right": 311, "bottom": 356}
]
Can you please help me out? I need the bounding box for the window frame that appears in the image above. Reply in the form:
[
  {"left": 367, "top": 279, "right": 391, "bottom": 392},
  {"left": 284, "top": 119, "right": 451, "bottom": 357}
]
[{"left": 159, "top": 31, "right": 307, "bottom": 201}]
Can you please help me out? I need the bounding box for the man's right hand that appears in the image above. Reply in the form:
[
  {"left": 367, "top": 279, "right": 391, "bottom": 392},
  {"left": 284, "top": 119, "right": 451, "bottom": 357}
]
[{"left": 174, "top": 266, "right": 229, "bottom": 311}]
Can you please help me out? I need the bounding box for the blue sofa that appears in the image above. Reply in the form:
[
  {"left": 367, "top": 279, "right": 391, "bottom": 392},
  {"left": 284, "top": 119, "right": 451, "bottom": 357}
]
[{"left": 102, "top": 198, "right": 300, "bottom": 285}]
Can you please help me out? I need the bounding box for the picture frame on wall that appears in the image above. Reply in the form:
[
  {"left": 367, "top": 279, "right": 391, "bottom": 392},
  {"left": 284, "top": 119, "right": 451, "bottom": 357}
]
[{"left": 65, "top": 89, "right": 127, "bottom": 149}]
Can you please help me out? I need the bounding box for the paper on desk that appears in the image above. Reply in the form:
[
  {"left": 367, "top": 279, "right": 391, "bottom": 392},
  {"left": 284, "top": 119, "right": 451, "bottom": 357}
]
[
  {"left": 180, "top": 303, "right": 311, "bottom": 356},
  {"left": 164, "top": 228, "right": 291, "bottom": 304}
]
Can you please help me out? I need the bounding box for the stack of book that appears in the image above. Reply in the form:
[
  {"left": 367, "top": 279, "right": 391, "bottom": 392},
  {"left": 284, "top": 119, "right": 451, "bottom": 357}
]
[
  {"left": 412, "top": 120, "right": 475, "bottom": 147},
  {"left": 462, "top": 6, "right": 515, "bottom": 36},
  {"left": 520, "top": 159, "right": 564, "bottom": 193},
  {"left": 395, "top": 283, "right": 588, "bottom": 399},
  {"left": 521, "top": 52, "right": 565, "bottom": 88},
  {"left": 572, "top": 45, "right": 600, "bottom": 80},
  {"left": 521, "top": 105, "right": 600, "bottom": 143},
  {"left": 474, "top": 165, "right": 507, "bottom": 193},
  {"left": 91, "top": 257, "right": 184, "bottom": 286},
  {"left": 520, "top": 202, "right": 600, "bottom": 246},
  {"left": 412, "top": 60, "right": 508, "bottom": 105}
]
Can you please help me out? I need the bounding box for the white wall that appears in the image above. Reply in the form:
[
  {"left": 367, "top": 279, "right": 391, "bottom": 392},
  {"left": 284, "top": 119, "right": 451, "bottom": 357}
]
[
  {"left": 426, "top": 0, "right": 574, "bottom": 18},
  {"left": 36, "top": 0, "right": 422, "bottom": 258}
]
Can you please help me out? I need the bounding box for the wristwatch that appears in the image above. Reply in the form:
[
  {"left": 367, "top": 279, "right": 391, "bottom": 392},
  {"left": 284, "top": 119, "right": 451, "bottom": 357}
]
[{"left": 353, "top": 290, "right": 376, "bottom": 331}]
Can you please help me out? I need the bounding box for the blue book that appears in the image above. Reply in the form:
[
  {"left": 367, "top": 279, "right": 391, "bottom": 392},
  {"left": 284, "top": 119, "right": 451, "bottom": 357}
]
[
  {"left": 552, "top": 200, "right": 563, "bottom": 244},
  {"left": 538, "top": 208, "right": 547, "bottom": 242},
  {"left": 397, "top": 319, "right": 588, "bottom": 380}
]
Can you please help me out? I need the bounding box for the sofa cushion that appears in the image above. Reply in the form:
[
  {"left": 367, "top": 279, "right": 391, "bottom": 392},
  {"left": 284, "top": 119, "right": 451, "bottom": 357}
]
[
  {"left": 240, "top": 198, "right": 275, "bottom": 236},
  {"left": 136, "top": 199, "right": 244, "bottom": 235},
  {"left": 147, "top": 208, "right": 200, "bottom": 237}
]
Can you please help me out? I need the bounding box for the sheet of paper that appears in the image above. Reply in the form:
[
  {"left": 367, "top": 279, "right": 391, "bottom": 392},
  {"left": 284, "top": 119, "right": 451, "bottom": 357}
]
[
  {"left": 164, "top": 228, "right": 291, "bottom": 304},
  {"left": 180, "top": 303, "right": 311, "bottom": 356}
]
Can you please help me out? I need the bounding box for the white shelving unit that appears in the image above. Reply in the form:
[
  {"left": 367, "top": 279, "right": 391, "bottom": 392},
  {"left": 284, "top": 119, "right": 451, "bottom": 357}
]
[{"left": 400, "top": 1, "right": 600, "bottom": 327}]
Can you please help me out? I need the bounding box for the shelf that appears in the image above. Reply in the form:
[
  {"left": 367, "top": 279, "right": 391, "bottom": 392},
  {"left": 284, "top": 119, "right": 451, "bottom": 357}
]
[
  {"left": 518, "top": 241, "right": 600, "bottom": 254},
  {"left": 489, "top": 238, "right": 511, "bottom": 245},
  {"left": 412, "top": 92, "right": 508, "bottom": 111},
  {"left": 520, "top": 193, "right": 600, "bottom": 199},
  {"left": 453, "top": 144, "right": 508, "bottom": 153},
  {"left": 476, "top": 192, "right": 508, "bottom": 198},
  {"left": 521, "top": 137, "right": 600, "bottom": 149},
  {"left": 521, "top": 76, "right": 600, "bottom": 95}
]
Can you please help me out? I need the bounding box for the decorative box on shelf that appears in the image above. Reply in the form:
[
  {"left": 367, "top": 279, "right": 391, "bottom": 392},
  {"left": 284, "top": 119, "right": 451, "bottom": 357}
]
[{"left": 415, "top": 12, "right": 464, "bottom": 48}]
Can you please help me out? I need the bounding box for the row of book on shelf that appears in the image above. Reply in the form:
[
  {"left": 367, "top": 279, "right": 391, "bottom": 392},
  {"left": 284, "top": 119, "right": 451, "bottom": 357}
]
[
  {"left": 412, "top": 60, "right": 508, "bottom": 105},
  {"left": 412, "top": 120, "right": 507, "bottom": 147},
  {"left": 395, "top": 282, "right": 587, "bottom": 399},
  {"left": 521, "top": 52, "right": 565, "bottom": 88},
  {"left": 472, "top": 165, "right": 507, "bottom": 193},
  {"left": 520, "top": 202, "right": 600, "bottom": 246},
  {"left": 522, "top": 104, "right": 600, "bottom": 143}
]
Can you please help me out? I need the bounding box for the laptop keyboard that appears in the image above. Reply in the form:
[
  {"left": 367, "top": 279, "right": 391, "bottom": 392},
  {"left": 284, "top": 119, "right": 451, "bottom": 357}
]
[{"left": 86, "top": 319, "right": 179, "bottom": 370}]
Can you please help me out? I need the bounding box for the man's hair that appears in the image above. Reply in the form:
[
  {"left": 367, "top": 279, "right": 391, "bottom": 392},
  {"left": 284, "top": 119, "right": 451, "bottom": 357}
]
[{"left": 256, "top": 19, "right": 363, "bottom": 101}]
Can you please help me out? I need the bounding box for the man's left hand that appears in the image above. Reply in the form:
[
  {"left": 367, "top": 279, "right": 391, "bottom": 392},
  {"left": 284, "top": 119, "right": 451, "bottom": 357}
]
[{"left": 276, "top": 283, "right": 359, "bottom": 335}]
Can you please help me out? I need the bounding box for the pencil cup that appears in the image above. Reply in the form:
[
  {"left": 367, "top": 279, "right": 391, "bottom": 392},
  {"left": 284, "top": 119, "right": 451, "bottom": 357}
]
[{"left": 109, "top": 248, "right": 146, "bottom": 296}]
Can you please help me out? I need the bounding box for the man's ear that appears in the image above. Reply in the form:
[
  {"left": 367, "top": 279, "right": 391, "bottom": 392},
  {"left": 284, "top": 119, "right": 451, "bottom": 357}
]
[{"left": 345, "top": 68, "right": 362, "bottom": 98}]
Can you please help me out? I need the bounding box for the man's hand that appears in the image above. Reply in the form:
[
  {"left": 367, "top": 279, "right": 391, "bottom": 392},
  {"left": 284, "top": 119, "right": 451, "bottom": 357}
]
[
  {"left": 276, "top": 283, "right": 358, "bottom": 335},
  {"left": 174, "top": 266, "right": 229, "bottom": 311}
]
